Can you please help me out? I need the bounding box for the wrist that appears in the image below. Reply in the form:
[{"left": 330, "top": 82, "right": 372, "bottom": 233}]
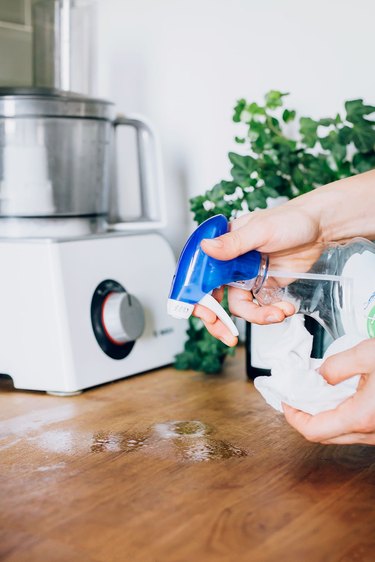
[
  {"left": 288, "top": 185, "right": 333, "bottom": 243},
  {"left": 313, "top": 183, "right": 345, "bottom": 243},
  {"left": 289, "top": 171, "right": 375, "bottom": 243},
  {"left": 318, "top": 171, "right": 375, "bottom": 241}
]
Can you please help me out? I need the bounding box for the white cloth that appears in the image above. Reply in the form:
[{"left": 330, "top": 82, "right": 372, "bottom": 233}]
[{"left": 254, "top": 315, "right": 365, "bottom": 415}]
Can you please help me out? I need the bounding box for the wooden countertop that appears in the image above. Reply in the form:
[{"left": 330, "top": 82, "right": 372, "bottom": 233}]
[{"left": 1, "top": 347, "right": 375, "bottom": 562}]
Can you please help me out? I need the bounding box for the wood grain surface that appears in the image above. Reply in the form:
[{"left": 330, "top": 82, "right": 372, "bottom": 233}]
[{"left": 1, "top": 347, "right": 375, "bottom": 562}]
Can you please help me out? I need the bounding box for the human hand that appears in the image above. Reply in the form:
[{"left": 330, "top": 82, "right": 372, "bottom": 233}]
[
  {"left": 194, "top": 201, "right": 322, "bottom": 345},
  {"left": 283, "top": 339, "right": 375, "bottom": 445}
]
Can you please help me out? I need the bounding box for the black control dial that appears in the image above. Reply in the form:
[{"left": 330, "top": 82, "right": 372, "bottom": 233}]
[{"left": 91, "top": 280, "right": 145, "bottom": 360}]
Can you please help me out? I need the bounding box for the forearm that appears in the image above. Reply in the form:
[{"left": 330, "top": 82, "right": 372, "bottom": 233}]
[{"left": 289, "top": 170, "right": 375, "bottom": 242}]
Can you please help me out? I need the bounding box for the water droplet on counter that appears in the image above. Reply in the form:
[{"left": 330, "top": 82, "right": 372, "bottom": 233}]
[
  {"left": 176, "top": 438, "right": 247, "bottom": 462},
  {"left": 91, "top": 431, "right": 121, "bottom": 453},
  {"left": 91, "top": 431, "right": 147, "bottom": 454},
  {"left": 120, "top": 435, "right": 146, "bottom": 452},
  {"left": 153, "top": 420, "right": 209, "bottom": 439}
]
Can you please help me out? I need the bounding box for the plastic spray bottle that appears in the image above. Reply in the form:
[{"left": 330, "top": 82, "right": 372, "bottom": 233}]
[{"left": 168, "top": 215, "right": 375, "bottom": 341}]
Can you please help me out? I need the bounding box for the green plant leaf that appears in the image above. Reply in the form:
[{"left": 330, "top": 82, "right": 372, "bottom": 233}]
[
  {"left": 263, "top": 173, "right": 284, "bottom": 189},
  {"left": 352, "top": 152, "right": 375, "bottom": 173},
  {"left": 265, "top": 90, "right": 289, "bottom": 109},
  {"left": 338, "top": 126, "right": 353, "bottom": 145},
  {"left": 210, "top": 180, "right": 236, "bottom": 202},
  {"left": 200, "top": 356, "right": 223, "bottom": 374},
  {"left": 332, "top": 142, "right": 346, "bottom": 162},
  {"left": 233, "top": 98, "right": 246, "bottom": 123},
  {"left": 320, "top": 131, "right": 346, "bottom": 161},
  {"left": 282, "top": 109, "right": 296, "bottom": 123},
  {"left": 319, "top": 132, "right": 335, "bottom": 150},
  {"left": 337, "top": 160, "right": 352, "bottom": 177},
  {"left": 262, "top": 185, "right": 281, "bottom": 198},
  {"left": 247, "top": 102, "right": 266, "bottom": 116},
  {"left": 229, "top": 152, "right": 257, "bottom": 186},
  {"left": 352, "top": 124, "right": 375, "bottom": 152},
  {"left": 345, "top": 99, "right": 375, "bottom": 124},
  {"left": 291, "top": 166, "right": 305, "bottom": 190},
  {"left": 246, "top": 189, "right": 268, "bottom": 210},
  {"left": 299, "top": 117, "right": 319, "bottom": 148},
  {"left": 174, "top": 351, "right": 195, "bottom": 370},
  {"left": 319, "top": 116, "right": 341, "bottom": 126},
  {"left": 228, "top": 152, "right": 255, "bottom": 170}
]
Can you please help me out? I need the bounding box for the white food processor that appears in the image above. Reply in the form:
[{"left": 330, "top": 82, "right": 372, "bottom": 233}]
[
  {"left": 0, "top": 88, "right": 185, "bottom": 395},
  {"left": 0, "top": 1, "right": 185, "bottom": 394}
]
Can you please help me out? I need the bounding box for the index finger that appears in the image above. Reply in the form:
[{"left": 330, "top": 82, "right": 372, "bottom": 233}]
[
  {"left": 200, "top": 212, "right": 271, "bottom": 261},
  {"left": 200, "top": 226, "right": 258, "bottom": 261},
  {"left": 193, "top": 304, "right": 238, "bottom": 347}
]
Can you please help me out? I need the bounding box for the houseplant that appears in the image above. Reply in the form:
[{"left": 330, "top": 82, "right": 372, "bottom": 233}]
[{"left": 174, "top": 90, "right": 375, "bottom": 374}]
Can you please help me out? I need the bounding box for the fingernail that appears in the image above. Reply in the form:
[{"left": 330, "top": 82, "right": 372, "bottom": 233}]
[
  {"left": 220, "top": 337, "right": 230, "bottom": 346},
  {"left": 265, "top": 315, "right": 280, "bottom": 323},
  {"left": 202, "top": 238, "right": 223, "bottom": 249},
  {"left": 220, "top": 336, "right": 236, "bottom": 347}
]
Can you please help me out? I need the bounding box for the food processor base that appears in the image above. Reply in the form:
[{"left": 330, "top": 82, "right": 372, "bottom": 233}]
[{"left": 0, "top": 232, "right": 185, "bottom": 393}]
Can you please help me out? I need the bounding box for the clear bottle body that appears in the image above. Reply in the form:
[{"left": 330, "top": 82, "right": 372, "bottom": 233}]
[{"left": 252, "top": 238, "right": 375, "bottom": 340}]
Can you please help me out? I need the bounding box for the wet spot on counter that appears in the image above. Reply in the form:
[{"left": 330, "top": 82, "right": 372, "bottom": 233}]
[
  {"left": 152, "top": 420, "right": 248, "bottom": 463},
  {"left": 153, "top": 420, "right": 210, "bottom": 439},
  {"left": 118, "top": 434, "right": 147, "bottom": 453},
  {"left": 91, "top": 431, "right": 147, "bottom": 453},
  {"left": 30, "top": 429, "right": 77, "bottom": 454},
  {"left": 89, "top": 421, "right": 248, "bottom": 462},
  {"left": 35, "top": 462, "right": 66, "bottom": 472},
  {"left": 176, "top": 438, "right": 247, "bottom": 462},
  {"left": 91, "top": 432, "right": 121, "bottom": 453}
]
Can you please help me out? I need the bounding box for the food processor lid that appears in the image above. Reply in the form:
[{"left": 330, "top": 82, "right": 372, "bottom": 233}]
[{"left": 0, "top": 87, "right": 115, "bottom": 120}]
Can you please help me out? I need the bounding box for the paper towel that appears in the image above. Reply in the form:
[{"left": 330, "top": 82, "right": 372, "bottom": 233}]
[{"left": 254, "top": 315, "right": 365, "bottom": 415}]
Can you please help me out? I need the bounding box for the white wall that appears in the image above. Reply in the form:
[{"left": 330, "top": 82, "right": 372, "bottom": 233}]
[{"left": 94, "top": 0, "right": 375, "bottom": 253}]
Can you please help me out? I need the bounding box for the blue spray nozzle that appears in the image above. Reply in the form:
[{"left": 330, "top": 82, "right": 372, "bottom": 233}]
[{"left": 167, "top": 214, "right": 265, "bottom": 336}]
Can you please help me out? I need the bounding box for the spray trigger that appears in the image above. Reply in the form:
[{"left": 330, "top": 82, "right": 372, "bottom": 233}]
[{"left": 198, "top": 294, "right": 239, "bottom": 337}]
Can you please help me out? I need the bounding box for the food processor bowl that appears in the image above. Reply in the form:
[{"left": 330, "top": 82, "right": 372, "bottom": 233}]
[
  {"left": 0, "top": 87, "right": 166, "bottom": 238},
  {"left": 0, "top": 87, "right": 114, "bottom": 236}
]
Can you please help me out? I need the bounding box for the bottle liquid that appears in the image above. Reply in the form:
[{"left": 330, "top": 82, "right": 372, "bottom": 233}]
[{"left": 236, "top": 237, "right": 375, "bottom": 340}]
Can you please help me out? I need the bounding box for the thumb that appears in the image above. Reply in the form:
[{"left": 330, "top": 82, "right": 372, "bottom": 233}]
[
  {"left": 319, "top": 339, "right": 375, "bottom": 384},
  {"left": 201, "top": 224, "right": 265, "bottom": 261}
]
